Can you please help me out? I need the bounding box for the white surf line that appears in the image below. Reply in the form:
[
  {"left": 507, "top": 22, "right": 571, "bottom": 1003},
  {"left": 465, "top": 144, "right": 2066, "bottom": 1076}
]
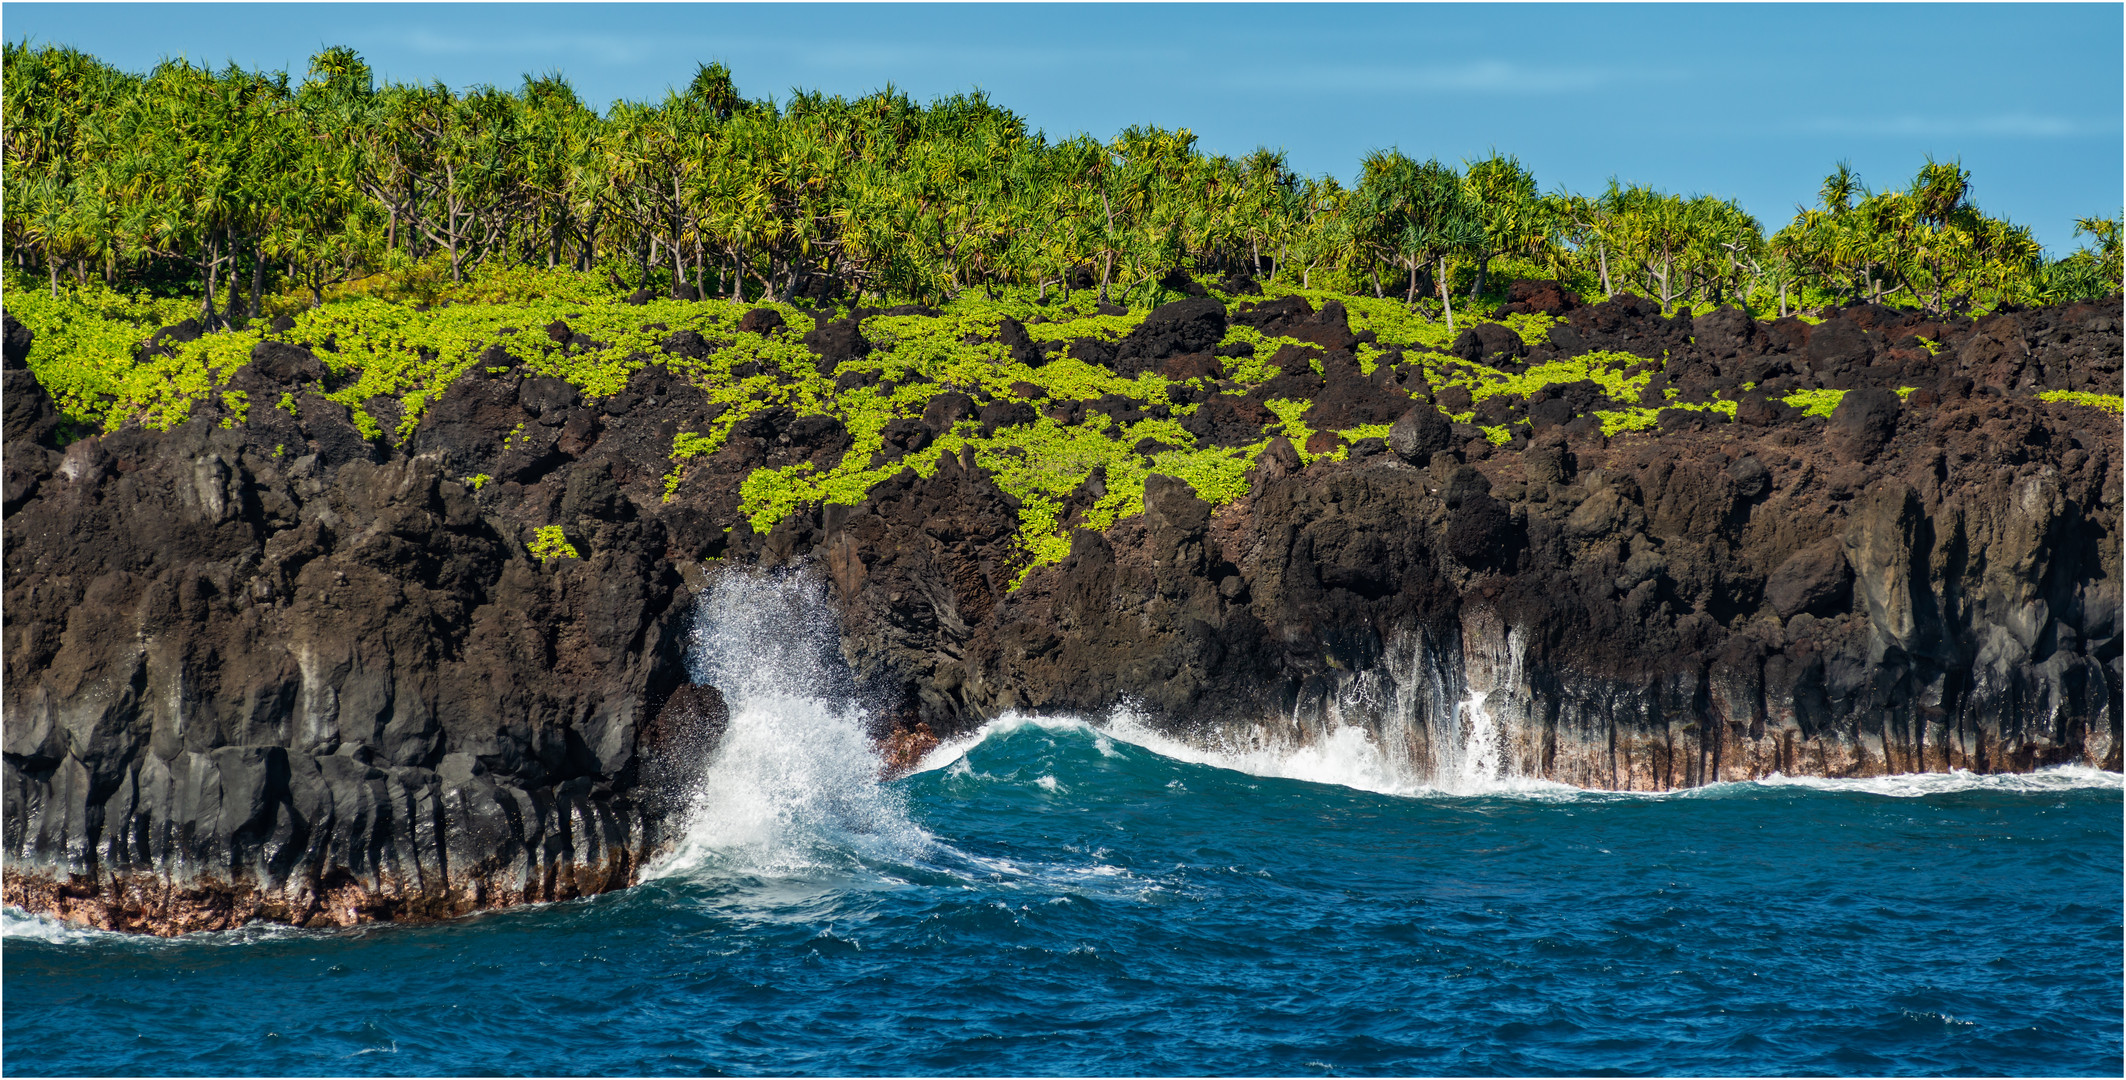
[{"left": 898, "top": 710, "right": 2121, "bottom": 801}]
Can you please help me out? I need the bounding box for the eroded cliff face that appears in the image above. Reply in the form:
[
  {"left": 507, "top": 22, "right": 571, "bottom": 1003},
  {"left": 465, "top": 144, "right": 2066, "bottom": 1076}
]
[
  {"left": 791, "top": 393, "right": 2120, "bottom": 787},
  {"left": 4, "top": 289, "right": 2120, "bottom": 934},
  {"left": 2, "top": 326, "right": 717, "bottom": 933}
]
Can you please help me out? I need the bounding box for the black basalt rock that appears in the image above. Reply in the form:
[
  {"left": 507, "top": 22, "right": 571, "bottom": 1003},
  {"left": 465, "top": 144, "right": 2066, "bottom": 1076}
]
[
  {"left": 1389, "top": 403, "right": 1453, "bottom": 465},
  {"left": 1114, "top": 297, "right": 1227, "bottom": 376},
  {"left": 3, "top": 294, "right": 2118, "bottom": 938},
  {"left": 1829, "top": 387, "right": 1901, "bottom": 461}
]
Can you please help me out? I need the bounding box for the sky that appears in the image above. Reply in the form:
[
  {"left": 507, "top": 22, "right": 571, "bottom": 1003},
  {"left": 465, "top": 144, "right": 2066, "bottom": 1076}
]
[{"left": 7, "top": 3, "right": 2120, "bottom": 253}]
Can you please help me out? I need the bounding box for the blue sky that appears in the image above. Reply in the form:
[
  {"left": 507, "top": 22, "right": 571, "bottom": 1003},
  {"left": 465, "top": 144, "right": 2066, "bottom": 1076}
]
[{"left": 8, "top": 3, "right": 2119, "bottom": 252}]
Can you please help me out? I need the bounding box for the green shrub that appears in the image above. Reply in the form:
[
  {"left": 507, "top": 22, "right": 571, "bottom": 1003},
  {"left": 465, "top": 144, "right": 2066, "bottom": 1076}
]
[{"left": 529, "top": 525, "right": 580, "bottom": 563}]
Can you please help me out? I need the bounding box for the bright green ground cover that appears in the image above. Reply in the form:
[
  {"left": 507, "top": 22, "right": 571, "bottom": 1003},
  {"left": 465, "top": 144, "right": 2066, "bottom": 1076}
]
[
  {"left": 2038, "top": 389, "right": 2125, "bottom": 414},
  {"left": 2, "top": 265, "right": 2067, "bottom": 583}
]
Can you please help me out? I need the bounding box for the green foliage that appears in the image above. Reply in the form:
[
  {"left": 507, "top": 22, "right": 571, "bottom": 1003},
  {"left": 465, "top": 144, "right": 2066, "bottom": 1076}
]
[
  {"left": 1593, "top": 399, "right": 1737, "bottom": 437},
  {"left": 1770, "top": 159, "right": 2065, "bottom": 315},
  {"left": 5, "top": 280, "right": 231, "bottom": 430},
  {"left": 1781, "top": 388, "right": 1846, "bottom": 418},
  {"left": 218, "top": 388, "right": 249, "bottom": 428},
  {"left": 2038, "top": 390, "right": 2124, "bottom": 415},
  {"left": 15, "top": 266, "right": 2108, "bottom": 586},
  {"left": 528, "top": 524, "right": 579, "bottom": 563},
  {"left": 7, "top": 38, "right": 2110, "bottom": 591},
  {"left": 7, "top": 39, "right": 2103, "bottom": 348}
]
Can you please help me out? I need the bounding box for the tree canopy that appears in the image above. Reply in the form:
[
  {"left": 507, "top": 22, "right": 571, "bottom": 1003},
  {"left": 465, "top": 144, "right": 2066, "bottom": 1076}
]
[{"left": 5, "top": 43, "right": 2118, "bottom": 322}]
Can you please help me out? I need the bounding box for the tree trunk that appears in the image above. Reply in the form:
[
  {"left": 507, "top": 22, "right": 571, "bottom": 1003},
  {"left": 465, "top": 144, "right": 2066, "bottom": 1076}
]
[
  {"left": 1438, "top": 258, "right": 1455, "bottom": 332},
  {"left": 201, "top": 231, "right": 220, "bottom": 326},
  {"left": 249, "top": 240, "right": 265, "bottom": 324},
  {"left": 1099, "top": 191, "right": 1116, "bottom": 305},
  {"left": 1470, "top": 255, "right": 1492, "bottom": 302}
]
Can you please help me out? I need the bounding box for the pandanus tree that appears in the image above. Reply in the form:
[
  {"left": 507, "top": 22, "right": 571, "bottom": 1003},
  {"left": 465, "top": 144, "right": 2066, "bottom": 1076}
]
[
  {"left": 1461, "top": 150, "right": 1545, "bottom": 302},
  {"left": 1774, "top": 160, "right": 2047, "bottom": 313},
  {"left": 1605, "top": 184, "right": 1697, "bottom": 314},
  {"left": 6, "top": 42, "right": 2104, "bottom": 316},
  {"left": 103, "top": 59, "right": 293, "bottom": 326},
  {"left": 1352, "top": 152, "right": 1483, "bottom": 326},
  {"left": 3, "top": 43, "right": 137, "bottom": 293},
  {"left": 512, "top": 73, "right": 599, "bottom": 271},
  {"left": 1547, "top": 181, "right": 1626, "bottom": 299},
  {"left": 2073, "top": 212, "right": 2122, "bottom": 293}
]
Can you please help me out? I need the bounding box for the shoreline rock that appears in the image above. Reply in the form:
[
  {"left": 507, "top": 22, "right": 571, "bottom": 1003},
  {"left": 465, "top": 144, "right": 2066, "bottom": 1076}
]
[{"left": 5, "top": 290, "right": 2120, "bottom": 933}]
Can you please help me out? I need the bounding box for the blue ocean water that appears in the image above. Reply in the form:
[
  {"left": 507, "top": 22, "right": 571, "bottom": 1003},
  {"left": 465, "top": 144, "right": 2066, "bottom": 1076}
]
[{"left": 6, "top": 579, "right": 2122, "bottom": 1077}]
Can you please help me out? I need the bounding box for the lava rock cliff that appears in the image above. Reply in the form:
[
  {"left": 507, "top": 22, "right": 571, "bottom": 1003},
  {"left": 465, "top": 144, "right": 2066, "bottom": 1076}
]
[{"left": 5, "top": 287, "right": 2120, "bottom": 933}]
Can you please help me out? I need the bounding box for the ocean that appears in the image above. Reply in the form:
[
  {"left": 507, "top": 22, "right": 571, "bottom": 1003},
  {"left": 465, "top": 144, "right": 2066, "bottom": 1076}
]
[{"left": 6, "top": 576, "right": 2120, "bottom": 1077}]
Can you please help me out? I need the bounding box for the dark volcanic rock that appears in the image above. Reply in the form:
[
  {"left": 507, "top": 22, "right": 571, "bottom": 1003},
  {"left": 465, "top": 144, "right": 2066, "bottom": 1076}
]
[
  {"left": 1183, "top": 396, "right": 1275, "bottom": 447},
  {"left": 1764, "top": 539, "right": 1851, "bottom": 619},
  {"left": 1114, "top": 297, "right": 1227, "bottom": 377},
  {"left": 1232, "top": 295, "right": 1360, "bottom": 351},
  {"left": 1807, "top": 318, "right": 1874, "bottom": 375},
  {"left": 802, "top": 315, "right": 872, "bottom": 372},
  {"left": 995, "top": 317, "right": 1045, "bottom": 367},
  {"left": 738, "top": 308, "right": 786, "bottom": 336},
  {"left": 1303, "top": 370, "right": 1410, "bottom": 429},
  {"left": 4, "top": 295, "right": 2120, "bottom": 937},
  {"left": 3, "top": 315, "right": 60, "bottom": 448},
  {"left": 1390, "top": 403, "right": 1454, "bottom": 465},
  {"left": 1451, "top": 323, "right": 1527, "bottom": 365},
  {"left": 1491, "top": 279, "right": 1583, "bottom": 318},
  {"left": 1829, "top": 387, "right": 1901, "bottom": 461}
]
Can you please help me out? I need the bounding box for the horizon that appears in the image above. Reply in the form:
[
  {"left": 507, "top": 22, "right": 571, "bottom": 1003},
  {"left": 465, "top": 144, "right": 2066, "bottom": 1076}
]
[{"left": 4, "top": 2, "right": 2121, "bottom": 253}]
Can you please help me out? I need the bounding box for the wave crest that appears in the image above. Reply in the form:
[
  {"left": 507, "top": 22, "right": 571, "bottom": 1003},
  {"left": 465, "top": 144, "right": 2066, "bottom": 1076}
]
[{"left": 907, "top": 709, "right": 2122, "bottom": 801}]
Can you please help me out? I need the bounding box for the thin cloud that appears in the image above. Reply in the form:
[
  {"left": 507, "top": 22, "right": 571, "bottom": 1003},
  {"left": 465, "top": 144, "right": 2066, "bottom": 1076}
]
[
  {"left": 401, "top": 29, "right": 666, "bottom": 66},
  {"left": 1792, "top": 114, "right": 2100, "bottom": 139},
  {"left": 1237, "top": 60, "right": 1686, "bottom": 97},
  {"left": 397, "top": 27, "right": 1181, "bottom": 80}
]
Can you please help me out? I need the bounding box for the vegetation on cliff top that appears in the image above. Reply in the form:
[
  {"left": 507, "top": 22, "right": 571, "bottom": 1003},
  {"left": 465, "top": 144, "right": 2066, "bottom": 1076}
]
[
  {"left": 24, "top": 261, "right": 2119, "bottom": 582},
  {"left": 6, "top": 42, "right": 2121, "bottom": 578},
  {"left": 6, "top": 42, "right": 2121, "bottom": 328}
]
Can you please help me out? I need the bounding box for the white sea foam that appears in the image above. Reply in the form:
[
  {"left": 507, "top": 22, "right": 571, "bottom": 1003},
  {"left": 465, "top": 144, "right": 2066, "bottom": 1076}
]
[
  {"left": 1, "top": 906, "right": 125, "bottom": 945},
  {"left": 1739, "top": 764, "right": 2123, "bottom": 797},
  {"left": 905, "top": 708, "right": 2120, "bottom": 803},
  {"left": 906, "top": 706, "right": 1577, "bottom": 798},
  {"left": 647, "top": 573, "right": 936, "bottom": 880},
  {"left": 0, "top": 906, "right": 336, "bottom": 947},
  {"left": 548, "top": 570, "right": 2123, "bottom": 883}
]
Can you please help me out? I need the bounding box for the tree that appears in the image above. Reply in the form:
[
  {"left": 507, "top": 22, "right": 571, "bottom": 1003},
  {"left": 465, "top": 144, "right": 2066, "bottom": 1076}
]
[
  {"left": 0, "top": 43, "right": 2079, "bottom": 321},
  {"left": 1773, "top": 160, "right": 2046, "bottom": 314},
  {"left": 1353, "top": 152, "right": 1484, "bottom": 326},
  {"left": 1460, "top": 150, "right": 1545, "bottom": 301}
]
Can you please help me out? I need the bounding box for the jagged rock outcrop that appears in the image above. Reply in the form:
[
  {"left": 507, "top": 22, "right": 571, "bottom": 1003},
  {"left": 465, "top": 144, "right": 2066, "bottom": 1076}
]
[
  {"left": 737, "top": 296, "right": 2123, "bottom": 784},
  {"left": 5, "top": 288, "right": 2120, "bottom": 934},
  {"left": 3, "top": 320, "right": 721, "bottom": 934}
]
